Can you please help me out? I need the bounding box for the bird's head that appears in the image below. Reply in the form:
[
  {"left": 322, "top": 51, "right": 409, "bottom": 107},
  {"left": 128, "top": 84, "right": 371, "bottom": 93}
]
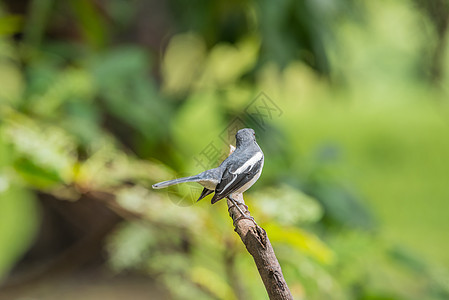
[{"left": 235, "top": 128, "right": 256, "bottom": 147}]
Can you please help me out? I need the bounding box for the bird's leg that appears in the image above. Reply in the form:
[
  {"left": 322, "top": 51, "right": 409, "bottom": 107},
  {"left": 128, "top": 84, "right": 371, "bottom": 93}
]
[
  {"left": 227, "top": 195, "right": 255, "bottom": 225},
  {"left": 233, "top": 197, "right": 249, "bottom": 211},
  {"left": 228, "top": 195, "right": 247, "bottom": 216}
]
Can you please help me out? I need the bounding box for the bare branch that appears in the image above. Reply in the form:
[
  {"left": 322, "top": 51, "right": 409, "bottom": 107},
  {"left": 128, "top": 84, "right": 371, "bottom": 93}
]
[{"left": 226, "top": 194, "right": 293, "bottom": 300}]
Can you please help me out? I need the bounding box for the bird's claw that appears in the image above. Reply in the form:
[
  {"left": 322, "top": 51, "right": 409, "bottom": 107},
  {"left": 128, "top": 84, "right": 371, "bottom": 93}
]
[
  {"left": 227, "top": 195, "right": 256, "bottom": 226},
  {"left": 227, "top": 203, "right": 247, "bottom": 214},
  {"left": 233, "top": 214, "right": 256, "bottom": 227}
]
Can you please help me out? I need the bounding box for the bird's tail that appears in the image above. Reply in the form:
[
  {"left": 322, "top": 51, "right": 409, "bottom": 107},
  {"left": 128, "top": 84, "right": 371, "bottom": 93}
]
[{"left": 152, "top": 175, "right": 202, "bottom": 189}]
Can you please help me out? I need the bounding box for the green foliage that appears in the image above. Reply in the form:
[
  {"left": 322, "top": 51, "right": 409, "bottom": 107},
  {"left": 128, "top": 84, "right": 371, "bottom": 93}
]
[
  {"left": 0, "top": 186, "right": 39, "bottom": 279},
  {"left": 0, "top": 0, "right": 449, "bottom": 299},
  {"left": 0, "top": 130, "right": 39, "bottom": 279}
]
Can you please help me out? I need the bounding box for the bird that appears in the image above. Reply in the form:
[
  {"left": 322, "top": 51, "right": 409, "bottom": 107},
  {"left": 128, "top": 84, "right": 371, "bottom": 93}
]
[{"left": 152, "top": 128, "right": 264, "bottom": 220}]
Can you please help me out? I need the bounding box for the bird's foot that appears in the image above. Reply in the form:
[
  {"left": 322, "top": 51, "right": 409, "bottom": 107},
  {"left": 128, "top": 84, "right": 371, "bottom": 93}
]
[
  {"left": 235, "top": 200, "right": 249, "bottom": 211},
  {"left": 227, "top": 196, "right": 256, "bottom": 226},
  {"left": 227, "top": 202, "right": 249, "bottom": 213},
  {"left": 232, "top": 214, "right": 256, "bottom": 227}
]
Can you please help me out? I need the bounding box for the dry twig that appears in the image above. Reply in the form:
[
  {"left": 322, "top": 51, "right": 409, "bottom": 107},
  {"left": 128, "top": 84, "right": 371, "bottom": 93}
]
[{"left": 226, "top": 194, "right": 293, "bottom": 300}]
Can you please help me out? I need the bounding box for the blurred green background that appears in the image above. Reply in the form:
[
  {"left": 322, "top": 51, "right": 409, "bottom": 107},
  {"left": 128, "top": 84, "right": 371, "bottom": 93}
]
[{"left": 1, "top": 0, "right": 449, "bottom": 299}]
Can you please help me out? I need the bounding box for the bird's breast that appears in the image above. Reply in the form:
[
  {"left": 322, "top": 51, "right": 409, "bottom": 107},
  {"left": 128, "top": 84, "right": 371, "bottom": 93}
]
[{"left": 233, "top": 156, "right": 264, "bottom": 195}]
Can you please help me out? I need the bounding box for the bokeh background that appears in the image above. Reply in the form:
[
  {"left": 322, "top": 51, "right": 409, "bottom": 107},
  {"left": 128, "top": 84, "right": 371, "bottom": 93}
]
[{"left": 1, "top": 0, "right": 449, "bottom": 299}]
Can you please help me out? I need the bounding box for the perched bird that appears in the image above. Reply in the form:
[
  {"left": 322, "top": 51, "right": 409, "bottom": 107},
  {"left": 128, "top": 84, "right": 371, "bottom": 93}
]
[{"left": 152, "top": 128, "right": 264, "bottom": 219}]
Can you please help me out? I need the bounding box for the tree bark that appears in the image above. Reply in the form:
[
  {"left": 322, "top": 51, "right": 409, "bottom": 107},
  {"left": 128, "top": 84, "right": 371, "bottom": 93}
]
[{"left": 226, "top": 194, "right": 293, "bottom": 300}]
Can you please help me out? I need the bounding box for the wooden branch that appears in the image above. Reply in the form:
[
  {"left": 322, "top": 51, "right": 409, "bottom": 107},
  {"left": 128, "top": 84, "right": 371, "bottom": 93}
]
[{"left": 226, "top": 194, "right": 293, "bottom": 300}]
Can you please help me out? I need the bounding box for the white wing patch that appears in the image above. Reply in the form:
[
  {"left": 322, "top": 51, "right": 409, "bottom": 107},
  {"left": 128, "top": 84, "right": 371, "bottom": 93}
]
[
  {"left": 221, "top": 174, "right": 238, "bottom": 192},
  {"left": 231, "top": 152, "right": 263, "bottom": 175}
]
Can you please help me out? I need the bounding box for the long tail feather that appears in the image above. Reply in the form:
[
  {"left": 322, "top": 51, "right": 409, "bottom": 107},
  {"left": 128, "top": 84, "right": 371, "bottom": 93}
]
[{"left": 152, "top": 175, "right": 201, "bottom": 189}]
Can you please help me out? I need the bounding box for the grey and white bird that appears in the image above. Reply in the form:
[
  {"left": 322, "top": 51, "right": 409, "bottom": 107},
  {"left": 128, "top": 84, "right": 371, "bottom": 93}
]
[{"left": 152, "top": 128, "right": 264, "bottom": 219}]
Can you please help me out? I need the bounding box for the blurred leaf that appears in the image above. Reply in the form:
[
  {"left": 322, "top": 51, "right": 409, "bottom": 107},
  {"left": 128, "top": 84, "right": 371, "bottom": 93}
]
[
  {"left": 172, "top": 91, "right": 224, "bottom": 171},
  {"left": 69, "top": 0, "right": 108, "bottom": 49},
  {"left": 27, "top": 67, "right": 94, "bottom": 116},
  {"left": 3, "top": 114, "right": 77, "bottom": 185},
  {"left": 265, "top": 223, "right": 335, "bottom": 264},
  {"left": 76, "top": 138, "right": 174, "bottom": 189},
  {"left": 0, "top": 15, "right": 23, "bottom": 36},
  {"left": 308, "top": 182, "right": 377, "bottom": 231},
  {"left": 14, "top": 158, "right": 62, "bottom": 188},
  {"left": 115, "top": 185, "right": 202, "bottom": 226},
  {"left": 23, "top": 0, "right": 53, "bottom": 49},
  {"left": 0, "top": 39, "right": 24, "bottom": 105},
  {"left": 107, "top": 221, "right": 156, "bottom": 271},
  {"left": 190, "top": 266, "right": 235, "bottom": 300},
  {"left": 198, "top": 36, "right": 260, "bottom": 87},
  {"left": 258, "top": 0, "right": 331, "bottom": 72},
  {"left": 162, "top": 33, "right": 207, "bottom": 96},
  {"left": 254, "top": 184, "right": 323, "bottom": 225},
  {"left": 91, "top": 47, "right": 168, "bottom": 142},
  {"left": 388, "top": 246, "right": 427, "bottom": 273},
  {"left": 60, "top": 100, "right": 103, "bottom": 146},
  {"left": 0, "top": 185, "right": 39, "bottom": 279}
]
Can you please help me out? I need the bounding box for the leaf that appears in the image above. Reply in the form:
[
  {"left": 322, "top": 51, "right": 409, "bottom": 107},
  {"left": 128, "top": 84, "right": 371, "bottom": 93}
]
[
  {"left": 190, "top": 266, "right": 235, "bottom": 300},
  {"left": 0, "top": 14, "right": 24, "bottom": 36},
  {"left": 198, "top": 36, "right": 260, "bottom": 87},
  {"left": 161, "top": 33, "right": 207, "bottom": 96},
  {"left": 265, "top": 223, "right": 335, "bottom": 264},
  {"left": 27, "top": 67, "right": 94, "bottom": 117},
  {"left": 0, "top": 185, "right": 39, "bottom": 279},
  {"left": 3, "top": 114, "right": 77, "bottom": 186},
  {"left": 171, "top": 91, "right": 224, "bottom": 171},
  {"left": 254, "top": 184, "right": 323, "bottom": 225},
  {"left": 13, "top": 158, "right": 62, "bottom": 188},
  {"left": 91, "top": 47, "right": 168, "bottom": 141},
  {"left": 69, "top": 0, "right": 108, "bottom": 49},
  {"left": 0, "top": 39, "right": 24, "bottom": 105},
  {"left": 308, "top": 182, "right": 377, "bottom": 231},
  {"left": 107, "top": 221, "right": 156, "bottom": 271}
]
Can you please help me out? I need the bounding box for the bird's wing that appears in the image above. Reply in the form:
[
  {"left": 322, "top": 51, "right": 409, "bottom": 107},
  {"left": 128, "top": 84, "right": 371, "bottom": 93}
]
[{"left": 211, "top": 152, "right": 263, "bottom": 204}]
